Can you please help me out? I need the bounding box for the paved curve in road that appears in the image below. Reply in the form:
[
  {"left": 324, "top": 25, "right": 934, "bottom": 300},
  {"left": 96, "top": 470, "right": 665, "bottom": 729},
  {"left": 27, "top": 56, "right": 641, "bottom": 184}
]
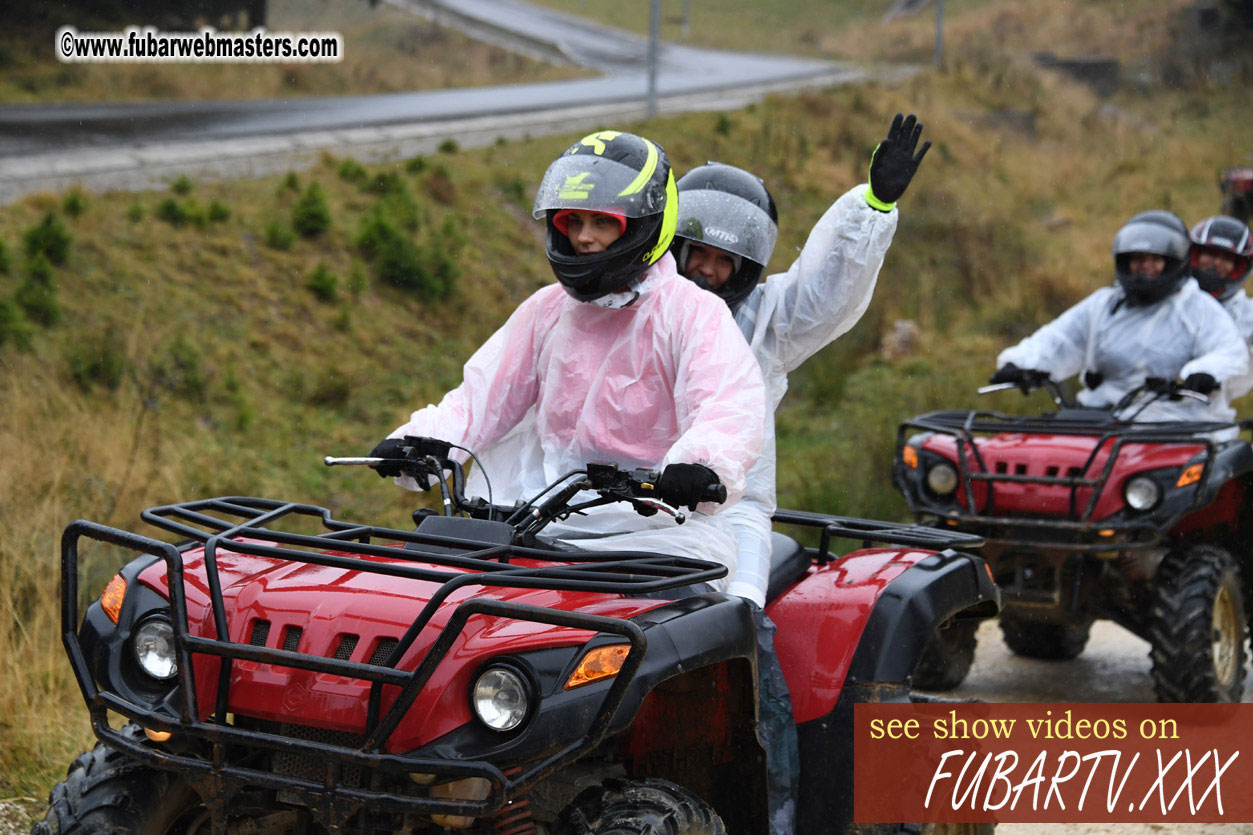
[{"left": 0, "top": 0, "right": 909, "bottom": 203}]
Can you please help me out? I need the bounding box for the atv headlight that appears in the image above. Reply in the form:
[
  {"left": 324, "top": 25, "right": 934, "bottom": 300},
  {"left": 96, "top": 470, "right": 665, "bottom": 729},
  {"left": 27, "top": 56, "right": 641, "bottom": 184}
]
[
  {"left": 471, "top": 667, "right": 529, "bottom": 732},
  {"left": 1123, "top": 476, "right": 1162, "bottom": 511},
  {"left": 926, "top": 462, "right": 959, "bottom": 496},
  {"left": 133, "top": 618, "right": 178, "bottom": 680}
]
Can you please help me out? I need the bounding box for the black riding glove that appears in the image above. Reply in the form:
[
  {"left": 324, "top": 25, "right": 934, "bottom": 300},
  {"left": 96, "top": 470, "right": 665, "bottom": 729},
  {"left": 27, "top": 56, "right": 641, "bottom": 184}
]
[
  {"left": 1083, "top": 370, "right": 1104, "bottom": 390},
  {"left": 867, "top": 113, "right": 932, "bottom": 210},
  {"left": 1182, "top": 372, "right": 1219, "bottom": 395},
  {"left": 655, "top": 463, "right": 721, "bottom": 511},
  {"left": 990, "top": 363, "right": 1048, "bottom": 395},
  {"left": 368, "top": 438, "right": 408, "bottom": 478},
  {"left": 1144, "top": 376, "right": 1173, "bottom": 395}
]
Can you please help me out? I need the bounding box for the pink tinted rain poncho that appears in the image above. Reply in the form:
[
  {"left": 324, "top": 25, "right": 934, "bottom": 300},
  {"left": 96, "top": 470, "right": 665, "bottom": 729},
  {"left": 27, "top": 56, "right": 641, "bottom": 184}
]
[{"left": 390, "top": 253, "right": 766, "bottom": 589}]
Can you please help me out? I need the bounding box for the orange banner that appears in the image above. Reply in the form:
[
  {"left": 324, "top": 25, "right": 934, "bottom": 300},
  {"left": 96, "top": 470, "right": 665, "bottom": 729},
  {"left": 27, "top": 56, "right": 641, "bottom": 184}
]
[{"left": 854, "top": 703, "right": 1252, "bottom": 823}]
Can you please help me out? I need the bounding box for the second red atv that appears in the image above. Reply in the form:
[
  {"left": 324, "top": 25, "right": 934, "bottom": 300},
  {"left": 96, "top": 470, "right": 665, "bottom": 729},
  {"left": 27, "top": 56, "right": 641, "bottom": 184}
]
[
  {"left": 1221, "top": 166, "right": 1253, "bottom": 223},
  {"left": 39, "top": 437, "right": 996, "bottom": 834},
  {"left": 894, "top": 381, "right": 1253, "bottom": 702}
]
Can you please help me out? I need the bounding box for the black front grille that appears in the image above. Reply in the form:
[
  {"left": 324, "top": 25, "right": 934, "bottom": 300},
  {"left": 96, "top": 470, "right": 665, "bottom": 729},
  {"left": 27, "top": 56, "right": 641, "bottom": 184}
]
[
  {"left": 370, "top": 637, "right": 400, "bottom": 666},
  {"left": 274, "top": 724, "right": 367, "bottom": 803},
  {"left": 249, "top": 620, "right": 271, "bottom": 647},
  {"left": 332, "top": 634, "right": 359, "bottom": 661}
]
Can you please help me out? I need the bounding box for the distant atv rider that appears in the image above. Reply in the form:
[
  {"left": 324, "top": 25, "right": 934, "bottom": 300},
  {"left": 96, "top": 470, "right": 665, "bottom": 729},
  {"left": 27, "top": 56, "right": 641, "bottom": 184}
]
[
  {"left": 369, "top": 130, "right": 766, "bottom": 580},
  {"left": 1190, "top": 214, "right": 1253, "bottom": 400},
  {"left": 991, "top": 210, "right": 1248, "bottom": 422},
  {"left": 672, "top": 113, "right": 930, "bottom": 607}
]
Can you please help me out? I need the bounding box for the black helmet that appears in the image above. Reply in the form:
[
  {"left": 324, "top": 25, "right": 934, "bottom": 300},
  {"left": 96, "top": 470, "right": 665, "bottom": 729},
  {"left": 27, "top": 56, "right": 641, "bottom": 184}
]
[
  {"left": 671, "top": 162, "right": 779, "bottom": 310},
  {"left": 1111, "top": 210, "right": 1191, "bottom": 306},
  {"left": 533, "top": 130, "right": 678, "bottom": 303},
  {"left": 1189, "top": 215, "right": 1253, "bottom": 301}
]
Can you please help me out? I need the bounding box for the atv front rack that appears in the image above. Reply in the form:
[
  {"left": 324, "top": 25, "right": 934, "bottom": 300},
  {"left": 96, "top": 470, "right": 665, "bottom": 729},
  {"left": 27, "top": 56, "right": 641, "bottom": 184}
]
[
  {"left": 62, "top": 496, "right": 728, "bottom": 829},
  {"left": 895, "top": 409, "right": 1246, "bottom": 548}
]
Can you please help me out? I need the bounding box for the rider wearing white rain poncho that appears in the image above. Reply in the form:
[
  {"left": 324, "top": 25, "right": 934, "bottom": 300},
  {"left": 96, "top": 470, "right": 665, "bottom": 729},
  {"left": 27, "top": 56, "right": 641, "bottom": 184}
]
[
  {"left": 371, "top": 131, "right": 766, "bottom": 588},
  {"left": 993, "top": 210, "right": 1248, "bottom": 424},
  {"left": 671, "top": 114, "right": 932, "bottom": 608},
  {"left": 1188, "top": 215, "right": 1253, "bottom": 400}
]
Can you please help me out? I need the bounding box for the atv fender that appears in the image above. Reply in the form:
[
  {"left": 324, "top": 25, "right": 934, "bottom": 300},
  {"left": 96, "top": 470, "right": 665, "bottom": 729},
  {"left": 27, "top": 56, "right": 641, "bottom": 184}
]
[{"left": 768, "top": 548, "right": 998, "bottom": 724}]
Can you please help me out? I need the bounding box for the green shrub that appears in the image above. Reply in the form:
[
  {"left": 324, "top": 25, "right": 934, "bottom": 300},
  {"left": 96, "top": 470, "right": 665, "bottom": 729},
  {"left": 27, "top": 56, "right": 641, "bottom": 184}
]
[
  {"left": 376, "top": 233, "right": 427, "bottom": 292},
  {"left": 126, "top": 203, "right": 145, "bottom": 223},
  {"left": 355, "top": 211, "right": 401, "bottom": 260},
  {"left": 207, "top": 200, "right": 231, "bottom": 223},
  {"left": 15, "top": 254, "right": 60, "bottom": 326},
  {"left": 264, "top": 220, "right": 295, "bottom": 250},
  {"left": 22, "top": 213, "right": 72, "bottom": 265},
  {"left": 0, "top": 240, "right": 9, "bottom": 275},
  {"left": 0, "top": 298, "right": 32, "bottom": 349},
  {"left": 365, "top": 171, "right": 405, "bottom": 195},
  {"left": 155, "top": 198, "right": 205, "bottom": 228},
  {"left": 337, "top": 158, "right": 366, "bottom": 183},
  {"left": 405, "top": 155, "right": 427, "bottom": 174},
  {"left": 170, "top": 174, "right": 194, "bottom": 195},
  {"left": 306, "top": 263, "right": 339, "bottom": 302},
  {"left": 437, "top": 138, "right": 459, "bottom": 154},
  {"left": 497, "top": 175, "right": 527, "bottom": 205},
  {"left": 62, "top": 189, "right": 87, "bottom": 217},
  {"left": 279, "top": 171, "right": 301, "bottom": 192},
  {"left": 150, "top": 335, "right": 206, "bottom": 399},
  {"left": 292, "top": 183, "right": 331, "bottom": 238},
  {"left": 714, "top": 114, "right": 733, "bottom": 136},
  {"left": 66, "top": 329, "right": 128, "bottom": 391}
]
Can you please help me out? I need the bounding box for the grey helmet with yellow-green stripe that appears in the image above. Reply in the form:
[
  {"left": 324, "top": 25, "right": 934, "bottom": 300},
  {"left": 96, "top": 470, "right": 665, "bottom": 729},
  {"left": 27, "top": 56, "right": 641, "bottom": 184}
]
[{"left": 533, "top": 130, "right": 678, "bottom": 302}]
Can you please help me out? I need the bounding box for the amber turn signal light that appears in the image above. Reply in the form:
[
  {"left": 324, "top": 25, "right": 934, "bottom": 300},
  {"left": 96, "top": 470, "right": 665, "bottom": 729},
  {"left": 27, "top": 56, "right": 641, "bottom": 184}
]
[
  {"left": 1176, "top": 464, "right": 1204, "bottom": 488},
  {"left": 565, "top": 644, "right": 630, "bottom": 690},
  {"left": 101, "top": 575, "right": 127, "bottom": 624},
  {"left": 903, "top": 446, "right": 919, "bottom": 469}
]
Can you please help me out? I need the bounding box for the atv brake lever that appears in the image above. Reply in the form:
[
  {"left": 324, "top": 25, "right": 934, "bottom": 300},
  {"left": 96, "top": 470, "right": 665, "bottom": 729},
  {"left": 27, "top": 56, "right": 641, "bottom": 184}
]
[{"left": 976, "top": 383, "right": 1018, "bottom": 395}]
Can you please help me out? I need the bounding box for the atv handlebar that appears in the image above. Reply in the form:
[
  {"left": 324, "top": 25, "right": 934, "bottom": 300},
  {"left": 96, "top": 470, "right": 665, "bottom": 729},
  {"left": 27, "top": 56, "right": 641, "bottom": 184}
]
[
  {"left": 326, "top": 438, "right": 724, "bottom": 540},
  {"left": 978, "top": 377, "right": 1210, "bottom": 417}
]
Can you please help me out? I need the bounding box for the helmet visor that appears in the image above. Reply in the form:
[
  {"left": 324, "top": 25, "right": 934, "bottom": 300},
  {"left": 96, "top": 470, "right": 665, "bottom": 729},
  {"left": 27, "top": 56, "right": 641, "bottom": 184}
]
[
  {"left": 674, "top": 189, "right": 778, "bottom": 266},
  {"left": 533, "top": 154, "right": 668, "bottom": 219}
]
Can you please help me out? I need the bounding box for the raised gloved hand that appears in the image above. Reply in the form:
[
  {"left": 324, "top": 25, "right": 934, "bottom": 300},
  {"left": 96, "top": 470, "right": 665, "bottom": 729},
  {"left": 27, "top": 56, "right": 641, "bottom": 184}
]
[
  {"left": 989, "top": 363, "right": 1049, "bottom": 394},
  {"left": 1182, "top": 372, "right": 1219, "bottom": 395},
  {"left": 655, "top": 463, "right": 722, "bottom": 511},
  {"left": 867, "top": 113, "right": 932, "bottom": 211},
  {"left": 1083, "top": 370, "right": 1104, "bottom": 390},
  {"left": 368, "top": 438, "right": 408, "bottom": 478}
]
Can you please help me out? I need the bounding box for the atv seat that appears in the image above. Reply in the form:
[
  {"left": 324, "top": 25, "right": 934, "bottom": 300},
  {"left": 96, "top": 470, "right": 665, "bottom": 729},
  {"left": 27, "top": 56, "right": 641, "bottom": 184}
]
[{"left": 765, "top": 533, "right": 812, "bottom": 603}]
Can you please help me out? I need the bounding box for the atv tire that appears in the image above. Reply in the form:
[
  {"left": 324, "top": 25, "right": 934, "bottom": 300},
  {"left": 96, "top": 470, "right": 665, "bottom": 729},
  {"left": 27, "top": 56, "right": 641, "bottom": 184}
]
[
  {"left": 998, "top": 613, "right": 1090, "bottom": 660},
  {"left": 1149, "top": 543, "right": 1247, "bottom": 702},
  {"left": 912, "top": 620, "right": 978, "bottom": 691},
  {"left": 554, "top": 777, "right": 726, "bottom": 834},
  {"left": 32, "top": 724, "right": 304, "bottom": 835}
]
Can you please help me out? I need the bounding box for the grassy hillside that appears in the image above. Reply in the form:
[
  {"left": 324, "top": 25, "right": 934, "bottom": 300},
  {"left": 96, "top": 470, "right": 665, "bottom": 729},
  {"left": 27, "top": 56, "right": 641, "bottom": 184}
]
[{"left": 1, "top": 0, "right": 1251, "bottom": 803}]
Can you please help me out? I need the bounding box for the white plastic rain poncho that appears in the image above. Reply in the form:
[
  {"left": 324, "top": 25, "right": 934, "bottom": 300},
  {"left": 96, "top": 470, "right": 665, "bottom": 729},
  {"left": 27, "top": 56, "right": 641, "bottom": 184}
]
[
  {"left": 1222, "top": 291, "right": 1253, "bottom": 401},
  {"left": 390, "top": 253, "right": 766, "bottom": 588},
  {"left": 722, "top": 184, "right": 898, "bottom": 606},
  {"left": 996, "top": 279, "right": 1248, "bottom": 424}
]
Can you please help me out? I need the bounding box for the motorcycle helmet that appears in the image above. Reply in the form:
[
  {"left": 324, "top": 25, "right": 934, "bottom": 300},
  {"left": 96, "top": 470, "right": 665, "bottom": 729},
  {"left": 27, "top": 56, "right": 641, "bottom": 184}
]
[
  {"left": 533, "top": 130, "right": 678, "bottom": 303},
  {"left": 671, "top": 162, "right": 779, "bottom": 310},
  {"left": 1189, "top": 215, "right": 1253, "bottom": 301},
  {"left": 1112, "top": 210, "right": 1191, "bottom": 306}
]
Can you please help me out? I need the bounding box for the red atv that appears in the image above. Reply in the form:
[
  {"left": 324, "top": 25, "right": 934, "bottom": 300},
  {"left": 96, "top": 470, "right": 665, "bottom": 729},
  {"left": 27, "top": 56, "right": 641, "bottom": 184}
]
[
  {"left": 1221, "top": 166, "right": 1253, "bottom": 223},
  {"left": 40, "top": 437, "right": 996, "bottom": 834},
  {"left": 894, "top": 381, "right": 1253, "bottom": 702}
]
